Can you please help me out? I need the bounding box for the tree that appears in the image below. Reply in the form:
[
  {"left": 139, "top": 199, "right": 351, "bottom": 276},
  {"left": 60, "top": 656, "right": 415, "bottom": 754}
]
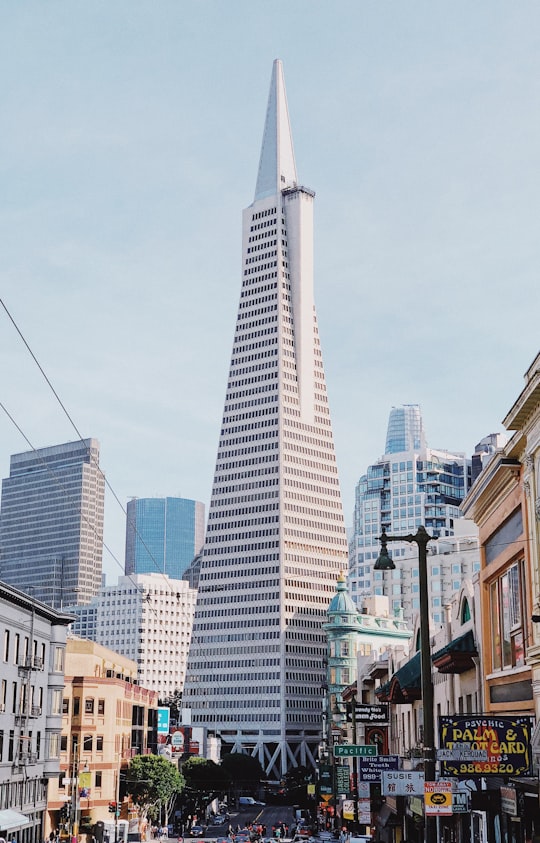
[
  {"left": 220, "top": 753, "right": 265, "bottom": 795},
  {"left": 283, "top": 765, "right": 312, "bottom": 807},
  {"left": 182, "top": 757, "right": 231, "bottom": 813},
  {"left": 159, "top": 689, "right": 182, "bottom": 726},
  {"left": 284, "top": 765, "right": 310, "bottom": 789},
  {"left": 127, "top": 754, "right": 185, "bottom": 826}
]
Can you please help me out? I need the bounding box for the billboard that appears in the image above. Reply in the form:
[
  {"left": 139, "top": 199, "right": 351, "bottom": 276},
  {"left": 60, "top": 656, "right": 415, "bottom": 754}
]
[
  {"left": 157, "top": 707, "right": 170, "bottom": 735},
  {"left": 354, "top": 704, "right": 389, "bottom": 723},
  {"left": 318, "top": 764, "right": 333, "bottom": 796},
  {"left": 439, "top": 715, "right": 534, "bottom": 777},
  {"left": 167, "top": 726, "right": 200, "bottom": 756}
]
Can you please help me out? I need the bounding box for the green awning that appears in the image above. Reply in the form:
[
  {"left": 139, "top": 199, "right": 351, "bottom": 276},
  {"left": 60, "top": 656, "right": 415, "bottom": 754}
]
[
  {"left": 376, "top": 631, "right": 478, "bottom": 702},
  {"left": 375, "top": 652, "right": 421, "bottom": 703},
  {"left": 432, "top": 629, "right": 477, "bottom": 674}
]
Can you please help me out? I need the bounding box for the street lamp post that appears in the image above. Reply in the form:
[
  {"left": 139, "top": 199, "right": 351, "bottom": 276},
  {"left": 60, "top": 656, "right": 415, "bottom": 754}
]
[
  {"left": 332, "top": 700, "right": 358, "bottom": 831},
  {"left": 349, "top": 696, "right": 359, "bottom": 833},
  {"left": 374, "top": 525, "right": 437, "bottom": 843}
]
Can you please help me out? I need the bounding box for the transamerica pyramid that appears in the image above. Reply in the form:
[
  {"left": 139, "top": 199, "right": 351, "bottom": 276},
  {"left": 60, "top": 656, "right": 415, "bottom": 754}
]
[{"left": 183, "top": 60, "right": 348, "bottom": 778}]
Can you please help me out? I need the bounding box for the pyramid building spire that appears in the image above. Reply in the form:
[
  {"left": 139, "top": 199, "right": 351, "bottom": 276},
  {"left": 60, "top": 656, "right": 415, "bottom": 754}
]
[
  {"left": 184, "top": 61, "right": 348, "bottom": 779},
  {"left": 255, "top": 59, "right": 297, "bottom": 201}
]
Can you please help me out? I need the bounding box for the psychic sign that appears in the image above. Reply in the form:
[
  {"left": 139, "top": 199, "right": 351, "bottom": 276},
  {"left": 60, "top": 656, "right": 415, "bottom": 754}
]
[{"left": 439, "top": 715, "right": 534, "bottom": 777}]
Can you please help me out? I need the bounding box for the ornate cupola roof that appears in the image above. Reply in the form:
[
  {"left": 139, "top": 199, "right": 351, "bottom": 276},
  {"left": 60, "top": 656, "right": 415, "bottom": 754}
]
[{"left": 327, "top": 573, "right": 359, "bottom": 620}]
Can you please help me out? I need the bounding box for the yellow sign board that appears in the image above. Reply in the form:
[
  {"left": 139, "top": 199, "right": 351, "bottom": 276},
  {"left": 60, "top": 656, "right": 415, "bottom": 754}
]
[{"left": 424, "top": 781, "right": 453, "bottom": 816}]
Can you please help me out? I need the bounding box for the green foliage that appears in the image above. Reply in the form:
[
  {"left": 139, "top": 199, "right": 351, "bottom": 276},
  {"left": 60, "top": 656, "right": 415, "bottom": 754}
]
[
  {"left": 182, "top": 757, "right": 231, "bottom": 808},
  {"left": 284, "top": 765, "right": 310, "bottom": 788},
  {"left": 127, "top": 754, "right": 185, "bottom": 820},
  {"left": 220, "top": 753, "right": 265, "bottom": 789},
  {"left": 158, "top": 689, "right": 182, "bottom": 724}
]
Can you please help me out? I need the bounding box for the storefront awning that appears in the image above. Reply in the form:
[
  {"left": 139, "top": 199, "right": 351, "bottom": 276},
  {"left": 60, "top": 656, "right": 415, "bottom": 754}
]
[
  {"left": 432, "top": 629, "right": 477, "bottom": 674},
  {"left": 376, "top": 803, "right": 400, "bottom": 828},
  {"left": 375, "top": 651, "right": 421, "bottom": 703},
  {"left": 0, "top": 809, "right": 31, "bottom": 832}
]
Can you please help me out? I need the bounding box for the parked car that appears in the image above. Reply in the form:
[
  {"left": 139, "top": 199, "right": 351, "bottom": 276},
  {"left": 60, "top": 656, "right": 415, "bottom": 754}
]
[{"left": 189, "top": 827, "right": 205, "bottom": 838}]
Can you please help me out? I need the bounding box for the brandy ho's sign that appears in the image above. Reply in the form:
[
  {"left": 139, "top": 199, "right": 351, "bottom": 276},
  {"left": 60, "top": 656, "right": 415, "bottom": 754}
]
[{"left": 439, "top": 715, "right": 534, "bottom": 777}]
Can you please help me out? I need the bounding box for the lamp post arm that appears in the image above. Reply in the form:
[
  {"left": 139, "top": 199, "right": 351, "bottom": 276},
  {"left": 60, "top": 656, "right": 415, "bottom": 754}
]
[{"left": 376, "top": 526, "right": 437, "bottom": 843}]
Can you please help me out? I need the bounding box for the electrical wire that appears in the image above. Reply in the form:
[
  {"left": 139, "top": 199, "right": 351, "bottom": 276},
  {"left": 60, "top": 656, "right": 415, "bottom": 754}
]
[
  {"left": 0, "top": 298, "right": 197, "bottom": 662},
  {"left": 0, "top": 297, "right": 196, "bottom": 588}
]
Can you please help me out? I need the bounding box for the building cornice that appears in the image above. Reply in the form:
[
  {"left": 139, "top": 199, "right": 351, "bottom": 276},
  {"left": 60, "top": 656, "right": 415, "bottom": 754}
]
[
  {"left": 503, "top": 353, "right": 540, "bottom": 432},
  {"left": 461, "top": 453, "right": 521, "bottom": 526},
  {"left": 0, "top": 580, "right": 75, "bottom": 626}
]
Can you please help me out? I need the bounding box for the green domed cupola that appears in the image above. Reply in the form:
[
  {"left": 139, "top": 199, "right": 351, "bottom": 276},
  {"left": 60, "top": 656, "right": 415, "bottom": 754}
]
[{"left": 323, "top": 574, "right": 360, "bottom": 722}]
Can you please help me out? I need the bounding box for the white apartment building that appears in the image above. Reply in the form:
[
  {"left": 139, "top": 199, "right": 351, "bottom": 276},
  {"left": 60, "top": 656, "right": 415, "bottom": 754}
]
[
  {"left": 69, "top": 573, "right": 196, "bottom": 699},
  {"left": 372, "top": 520, "right": 481, "bottom": 628}
]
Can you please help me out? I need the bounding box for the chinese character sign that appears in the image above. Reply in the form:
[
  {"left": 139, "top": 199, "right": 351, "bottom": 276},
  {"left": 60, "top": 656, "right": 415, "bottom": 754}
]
[{"left": 381, "top": 771, "right": 424, "bottom": 796}]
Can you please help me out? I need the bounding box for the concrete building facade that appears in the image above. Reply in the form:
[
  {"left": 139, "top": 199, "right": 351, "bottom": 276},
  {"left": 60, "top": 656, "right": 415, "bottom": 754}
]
[
  {"left": 0, "top": 582, "right": 73, "bottom": 843},
  {"left": 46, "top": 638, "right": 158, "bottom": 840},
  {"left": 69, "top": 573, "right": 197, "bottom": 699},
  {"left": 371, "top": 577, "right": 482, "bottom": 841}
]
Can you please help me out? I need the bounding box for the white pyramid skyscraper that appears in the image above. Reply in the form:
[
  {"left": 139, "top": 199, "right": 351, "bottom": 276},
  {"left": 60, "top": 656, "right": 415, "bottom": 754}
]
[{"left": 183, "top": 60, "right": 348, "bottom": 777}]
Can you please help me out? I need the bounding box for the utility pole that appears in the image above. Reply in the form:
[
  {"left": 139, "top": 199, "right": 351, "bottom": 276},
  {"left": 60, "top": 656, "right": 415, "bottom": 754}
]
[
  {"left": 114, "top": 734, "right": 123, "bottom": 843},
  {"left": 350, "top": 697, "right": 358, "bottom": 831},
  {"left": 70, "top": 741, "right": 79, "bottom": 843}
]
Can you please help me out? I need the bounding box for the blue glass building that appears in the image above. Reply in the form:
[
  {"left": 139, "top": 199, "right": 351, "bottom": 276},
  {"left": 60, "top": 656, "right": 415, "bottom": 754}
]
[{"left": 125, "top": 497, "right": 205, "bottom": 580}]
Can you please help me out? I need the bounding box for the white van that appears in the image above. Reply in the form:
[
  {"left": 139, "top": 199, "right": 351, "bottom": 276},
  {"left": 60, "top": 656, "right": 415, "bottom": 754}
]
[{"left": 238, "top": 797, "right": 266, "bottom": 807}]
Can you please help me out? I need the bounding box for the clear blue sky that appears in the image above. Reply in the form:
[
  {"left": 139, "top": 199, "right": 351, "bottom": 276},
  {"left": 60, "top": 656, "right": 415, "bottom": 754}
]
[{"left": 1, "top": 1, "right": 538, "bottom": 581}]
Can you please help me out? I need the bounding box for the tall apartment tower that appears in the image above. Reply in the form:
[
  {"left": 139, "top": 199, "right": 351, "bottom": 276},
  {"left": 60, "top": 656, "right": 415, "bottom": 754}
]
[
  {"left": 0, "top": 438, "right": 104, "bottom": 608},
  {"left": 348, "top": 405, "right": 473, "bottom": 624},
  {"left": 125, "top": 496, "right": 205, "bottom": 579},
  {"left": 183, "top": 60, "right": 348, "bottom": 777}
]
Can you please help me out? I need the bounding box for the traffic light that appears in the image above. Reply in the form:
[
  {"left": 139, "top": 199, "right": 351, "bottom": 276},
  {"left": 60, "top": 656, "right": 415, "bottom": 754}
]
[
  {"left": 108, "top": 802, "right": 117, "bottom": 813},
  {"left": 60, "top": 804, "right": 71, "bottom": 821}
]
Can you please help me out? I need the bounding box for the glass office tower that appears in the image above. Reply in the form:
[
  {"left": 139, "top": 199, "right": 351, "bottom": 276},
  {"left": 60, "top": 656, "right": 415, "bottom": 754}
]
[
  {"left": 348, "top": 405, "right": 473, "bottom": 624},
  {"left": 125, "top": 496, "right": 205, "bottom": 579}
]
